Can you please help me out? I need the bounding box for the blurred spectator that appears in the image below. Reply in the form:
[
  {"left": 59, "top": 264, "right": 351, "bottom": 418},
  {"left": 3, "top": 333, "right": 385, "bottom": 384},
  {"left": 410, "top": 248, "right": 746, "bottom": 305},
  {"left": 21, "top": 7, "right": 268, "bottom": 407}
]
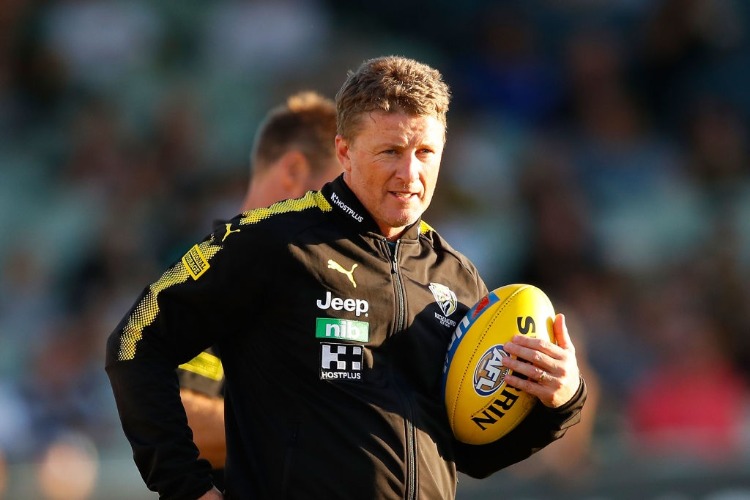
[
  {"left": 450, "top": 4, "right": 563, "bottom": 126},
  {"left": 21, "top": 306, "right": 118, "bottom": 454},
  {"left": 429, "top": 113, "right": 529, "bottom": 285},
  {"left": 561, "top": 26, "right": 703, "bottom": 276},
  {"left": 147, "top": 89, "right": 208, "bottom": 180},
  {"left": 512, "top": 140, "right": 645, "bottom": 403},
  {"left": 40, "top": 0, "right": 163, "bottom": 90},
  {"left": 36, "top": 432, "right": 98, "bottom": 500},
  {"left": 60, "top": 219, "right": 161, "bottom": 320},
  {"left": 201, "top": 0, "right": 330, "bottom": 78},
  {"left": 0, "top": 246, "right": 59, "bottom": 382},
  {"left": 678, "top": 98, "right": 750, "bottom": 379},
  {"left": 626, "top": 271, "right": 750, "bottom": 462},
  {"left": 682, "top": 97, "right": 749, "bottom": 198},
  {"left": 0, "top": 380, "right": 34, "bottom": 460},
  {"left": 0, "top": 449, "right": 6, "bottom": 496},
  {"left": 60, "top": 96, "right": 133, "bottom": 199},
  {"left": 4, "top": 1, "right": 70, "bottom": 135},
  {"left": 636, "top": 0, "right": 746, "bottom": 128},
  {"left": 515, "top": 139, "right": 599, "bottom": 296}
]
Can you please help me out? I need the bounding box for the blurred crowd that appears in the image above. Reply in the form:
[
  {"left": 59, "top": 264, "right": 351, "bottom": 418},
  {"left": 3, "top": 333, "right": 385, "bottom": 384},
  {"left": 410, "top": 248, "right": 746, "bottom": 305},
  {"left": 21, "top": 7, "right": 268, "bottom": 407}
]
[{"left": 1, "top": 0, "right": 750, "bottom": 497}]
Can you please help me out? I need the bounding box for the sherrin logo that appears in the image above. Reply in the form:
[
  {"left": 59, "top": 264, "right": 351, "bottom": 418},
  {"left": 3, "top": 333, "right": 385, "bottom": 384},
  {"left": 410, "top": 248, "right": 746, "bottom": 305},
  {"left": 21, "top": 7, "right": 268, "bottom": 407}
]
[
  {"left": 470, "top": 387, "right": 521, "bottom": 431},
  {"left": 473, "top": 345, "right": 509, "bottom": 396}
]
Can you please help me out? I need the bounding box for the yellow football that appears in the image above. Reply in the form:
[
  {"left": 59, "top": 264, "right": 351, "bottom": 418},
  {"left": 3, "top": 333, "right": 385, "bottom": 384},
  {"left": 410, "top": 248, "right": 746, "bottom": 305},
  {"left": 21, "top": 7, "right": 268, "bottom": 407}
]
[{"left": 442, "top": 284, "right": 556, "bottom": 445}]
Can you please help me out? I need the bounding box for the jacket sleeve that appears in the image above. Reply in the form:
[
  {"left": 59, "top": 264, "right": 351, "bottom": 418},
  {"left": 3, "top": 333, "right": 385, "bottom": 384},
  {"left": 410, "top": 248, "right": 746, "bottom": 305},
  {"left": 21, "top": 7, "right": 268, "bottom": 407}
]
[
  {"left": 454, "top": 376, "right": 587, "bottom": 478},
  {"left": 105, "top": 228, "right": 252, "bottom": 498},
  {"left": 106, "top": 346, "right": 215, "bottom": 498}
]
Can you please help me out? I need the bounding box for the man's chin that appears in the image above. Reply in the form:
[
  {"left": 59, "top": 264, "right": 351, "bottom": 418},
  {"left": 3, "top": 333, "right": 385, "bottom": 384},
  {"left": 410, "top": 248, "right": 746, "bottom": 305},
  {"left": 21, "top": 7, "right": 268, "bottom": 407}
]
[
  {"left": 378, "top": 206, "right": 423, "bottom": 231},
  {"left": 390, "top": 214, "right": 421, "bottom": 230}
]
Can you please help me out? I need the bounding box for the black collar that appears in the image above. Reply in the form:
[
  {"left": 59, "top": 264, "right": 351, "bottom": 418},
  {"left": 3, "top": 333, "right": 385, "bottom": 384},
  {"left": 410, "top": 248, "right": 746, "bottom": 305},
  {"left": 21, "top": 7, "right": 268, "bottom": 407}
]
[{"left": 321, "top": 174, "right": 422, "bottom": 241}]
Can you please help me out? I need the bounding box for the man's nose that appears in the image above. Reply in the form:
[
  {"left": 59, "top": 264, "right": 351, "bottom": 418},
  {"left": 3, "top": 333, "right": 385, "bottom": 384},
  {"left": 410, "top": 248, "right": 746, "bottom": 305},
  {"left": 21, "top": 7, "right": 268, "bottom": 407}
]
[{"left": 395, "top": 152, "right": 421, "bottom": 184}]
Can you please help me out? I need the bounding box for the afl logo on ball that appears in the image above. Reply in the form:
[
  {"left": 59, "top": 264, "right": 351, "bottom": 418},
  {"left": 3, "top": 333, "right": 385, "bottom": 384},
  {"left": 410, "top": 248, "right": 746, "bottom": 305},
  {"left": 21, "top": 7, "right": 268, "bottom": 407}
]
[{"left": 473, "top": 345, "right": 509, "bottom": 396}]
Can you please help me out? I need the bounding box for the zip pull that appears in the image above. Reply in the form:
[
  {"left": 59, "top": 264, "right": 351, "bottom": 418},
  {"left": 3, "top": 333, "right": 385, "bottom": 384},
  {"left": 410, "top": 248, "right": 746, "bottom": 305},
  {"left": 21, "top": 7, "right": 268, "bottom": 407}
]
[{"left": 387, "top": 240, "right": 398, "bottom": 273}]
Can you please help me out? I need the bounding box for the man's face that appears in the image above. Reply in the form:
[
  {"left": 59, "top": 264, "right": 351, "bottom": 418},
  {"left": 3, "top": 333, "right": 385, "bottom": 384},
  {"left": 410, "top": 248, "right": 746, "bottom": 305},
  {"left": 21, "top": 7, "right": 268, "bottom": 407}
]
[{"left": 336, "top": 111, "right": 445, "bottom": 240}]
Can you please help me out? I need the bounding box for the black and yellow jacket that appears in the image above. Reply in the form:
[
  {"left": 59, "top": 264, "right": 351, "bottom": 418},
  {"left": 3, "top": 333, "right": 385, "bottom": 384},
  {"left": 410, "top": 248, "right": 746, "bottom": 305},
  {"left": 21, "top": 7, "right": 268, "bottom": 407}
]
[{"left": 105, "top": 175, "right": 586, "bottom": 500}]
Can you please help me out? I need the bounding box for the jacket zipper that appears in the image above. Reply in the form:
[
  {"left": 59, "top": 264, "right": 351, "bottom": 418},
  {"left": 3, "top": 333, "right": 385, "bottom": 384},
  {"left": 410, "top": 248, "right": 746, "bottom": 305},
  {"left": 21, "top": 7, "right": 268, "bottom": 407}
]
[
  {"left": 389, "top": 241, "right": 417, "bottom": 500},
  {"left": 390, "top": 241, "right": 406, "bottom": 333}
]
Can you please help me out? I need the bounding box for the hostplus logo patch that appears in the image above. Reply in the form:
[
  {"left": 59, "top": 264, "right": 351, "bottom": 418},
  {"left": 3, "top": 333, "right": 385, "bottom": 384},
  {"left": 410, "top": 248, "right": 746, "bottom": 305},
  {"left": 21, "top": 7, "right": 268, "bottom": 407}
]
[
  {"left": 319, "top": 343, "right": 363, "bottom": 380},
  {"left": 330, "top": 192, "right": 364, "bottom": 223}
]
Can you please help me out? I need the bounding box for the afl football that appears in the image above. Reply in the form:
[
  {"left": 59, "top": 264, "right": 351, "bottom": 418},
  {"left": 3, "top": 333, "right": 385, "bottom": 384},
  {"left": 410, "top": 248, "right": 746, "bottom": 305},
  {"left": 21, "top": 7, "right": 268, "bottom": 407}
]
[{"left": 442, "top": 284, "right": 555, "bottom": 445}]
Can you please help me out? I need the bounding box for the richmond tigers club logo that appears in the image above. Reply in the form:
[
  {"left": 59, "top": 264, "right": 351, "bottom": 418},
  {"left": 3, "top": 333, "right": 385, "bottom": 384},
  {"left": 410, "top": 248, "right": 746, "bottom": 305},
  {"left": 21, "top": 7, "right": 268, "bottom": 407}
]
[{"left": 429, "top": 282, "right": 457, "bottom": 318}]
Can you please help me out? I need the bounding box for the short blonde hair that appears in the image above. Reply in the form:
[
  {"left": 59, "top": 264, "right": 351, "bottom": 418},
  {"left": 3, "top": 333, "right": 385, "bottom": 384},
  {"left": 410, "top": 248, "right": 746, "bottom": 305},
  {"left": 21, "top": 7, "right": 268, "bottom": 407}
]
[
  {"left": 335, "top": 56, "right": 451, "bottom": 140},
  {"left": 251, "top": 91, "right": 337, "bottom": 175}
]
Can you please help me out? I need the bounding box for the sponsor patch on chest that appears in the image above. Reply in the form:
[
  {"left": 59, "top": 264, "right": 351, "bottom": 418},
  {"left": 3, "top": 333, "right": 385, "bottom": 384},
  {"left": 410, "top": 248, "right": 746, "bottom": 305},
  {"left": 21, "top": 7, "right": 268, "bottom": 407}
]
[
  {"left": 319, "top": 342, "right": 363, "bottom": 380},
  {"left": 316, "top": 291, "right": 369, "bottom": 317},
  {"left": 316, "top": 318, "right": 369, "bottom": 342}
]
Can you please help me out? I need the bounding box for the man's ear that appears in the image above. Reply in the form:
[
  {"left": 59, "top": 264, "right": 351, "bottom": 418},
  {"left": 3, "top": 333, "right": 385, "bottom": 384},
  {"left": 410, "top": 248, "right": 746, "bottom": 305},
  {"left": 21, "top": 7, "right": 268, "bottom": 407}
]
[
  {"left": 278, "top": 150, "right": 311, "bottom": 195},
  {"left": 335, "top": 135, "right": 351, "bottom": 173}
]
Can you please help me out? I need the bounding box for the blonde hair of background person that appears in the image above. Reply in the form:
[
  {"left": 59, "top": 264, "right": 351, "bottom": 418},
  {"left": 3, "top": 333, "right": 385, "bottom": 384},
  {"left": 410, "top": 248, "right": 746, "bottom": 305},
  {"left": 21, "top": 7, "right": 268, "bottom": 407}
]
[
  {"left": 242, "top": 91, "right": 341, "bottom": 211},
  {"left": 179, "top": 90, "right": 340, "bottom": 470}
]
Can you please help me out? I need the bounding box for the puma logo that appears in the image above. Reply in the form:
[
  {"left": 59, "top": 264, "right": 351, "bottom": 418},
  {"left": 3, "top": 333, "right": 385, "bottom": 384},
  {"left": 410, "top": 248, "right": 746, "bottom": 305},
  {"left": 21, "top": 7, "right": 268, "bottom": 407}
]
[
  {"left": 328, "top": 259, "right": 358, "bottom": 288},
  {"left": 222, "top": 223, "right": 241, "bottom": 242}
]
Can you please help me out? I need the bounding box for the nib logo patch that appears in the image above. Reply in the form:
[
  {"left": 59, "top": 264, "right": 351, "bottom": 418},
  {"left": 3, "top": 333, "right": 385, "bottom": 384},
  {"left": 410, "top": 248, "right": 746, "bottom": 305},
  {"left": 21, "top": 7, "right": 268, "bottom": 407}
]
[{"left": 316, "top": 318, "right": 369, "bottom": 342}]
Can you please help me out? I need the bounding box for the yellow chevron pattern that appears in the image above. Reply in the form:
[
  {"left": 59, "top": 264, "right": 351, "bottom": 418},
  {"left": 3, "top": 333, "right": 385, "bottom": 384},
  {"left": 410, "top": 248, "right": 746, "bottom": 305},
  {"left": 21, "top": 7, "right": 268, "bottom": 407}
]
[{"left": 117, "top": 190, "right": 331, "bottom": 361}]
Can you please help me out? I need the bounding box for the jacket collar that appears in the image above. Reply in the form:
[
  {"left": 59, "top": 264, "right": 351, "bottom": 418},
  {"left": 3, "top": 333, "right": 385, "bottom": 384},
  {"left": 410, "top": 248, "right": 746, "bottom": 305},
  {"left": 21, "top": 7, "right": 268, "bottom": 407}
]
[{"left": 322, "top": 174, "right": 422, "bottom": 241}]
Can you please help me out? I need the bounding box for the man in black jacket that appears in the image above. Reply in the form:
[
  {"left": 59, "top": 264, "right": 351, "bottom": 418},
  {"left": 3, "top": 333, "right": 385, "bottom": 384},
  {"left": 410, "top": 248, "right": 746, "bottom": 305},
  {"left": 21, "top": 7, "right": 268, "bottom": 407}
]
[{"left": 106, "top": 55, "right": 586, "bottom": 500}]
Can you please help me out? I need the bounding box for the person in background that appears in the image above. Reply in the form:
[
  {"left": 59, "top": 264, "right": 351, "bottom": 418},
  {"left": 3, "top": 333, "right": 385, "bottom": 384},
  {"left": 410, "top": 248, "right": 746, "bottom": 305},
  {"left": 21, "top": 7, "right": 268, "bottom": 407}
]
[
  {"left": 177, "top": 90, "right": 341, "bottom": 489},
  {"left": 106, "top": 55, "right": 586, "bottom": 499}
]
